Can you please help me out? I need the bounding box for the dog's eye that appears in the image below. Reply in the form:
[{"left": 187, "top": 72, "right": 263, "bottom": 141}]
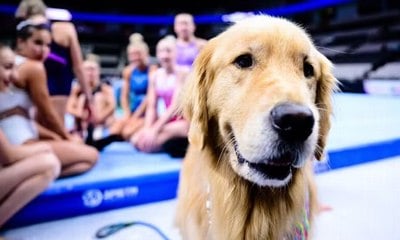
[
  {"left": 234, "top": 54, "right": 253, "bottom": 69},
  {"left": 303, "top": 61, "right": 314, "bottom": 78}
]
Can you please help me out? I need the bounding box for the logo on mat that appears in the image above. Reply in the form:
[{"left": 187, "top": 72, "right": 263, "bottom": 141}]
[{"left": 82, "top": 189, "right": 103, "bottom": 208}]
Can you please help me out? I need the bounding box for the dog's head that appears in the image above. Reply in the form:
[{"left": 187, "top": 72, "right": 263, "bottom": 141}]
[{"left": 180, "top": 15, "right": 337, "bottom": 187}]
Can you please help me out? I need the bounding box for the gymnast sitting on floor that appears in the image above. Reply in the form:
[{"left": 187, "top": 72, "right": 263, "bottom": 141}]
[{"left": 66, "top": 54, "right": 124, "bottom": 151}]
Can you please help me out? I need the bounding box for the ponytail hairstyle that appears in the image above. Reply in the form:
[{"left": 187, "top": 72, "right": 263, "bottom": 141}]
[{"left": 15, "top": 0, "right": 47, "bottom": 20}]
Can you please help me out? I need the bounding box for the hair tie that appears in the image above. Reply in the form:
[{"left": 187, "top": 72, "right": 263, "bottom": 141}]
[
  {"left": 16, "top": 19, "right": 34, "bottom": 31},
  {"left": 16, "top": 20, "right": 51, "bottom": 32}
]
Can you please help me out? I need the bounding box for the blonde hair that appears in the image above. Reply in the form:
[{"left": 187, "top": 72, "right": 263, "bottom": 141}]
[
  {"left": 127, "top": 33, "right": 149, "bottom": 55},
  {"left": 85, "top": 53, "right": 100, "bottom": 65},
  {"left": 157, "top": 35, "right": 176, "bottom": 48},
  {"left": 15, "top": 0, "right": 47, "bottom": 19}
]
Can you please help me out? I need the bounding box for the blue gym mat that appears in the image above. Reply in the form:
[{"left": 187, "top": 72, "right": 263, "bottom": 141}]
[
  {"left": 4, "top": 146, "right": 182, "bottom": 229},
  {"left": 4, "top": 93, "right": 400, "bottom": 229}
]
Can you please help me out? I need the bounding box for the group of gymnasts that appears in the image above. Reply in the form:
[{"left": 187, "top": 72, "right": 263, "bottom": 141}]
[{"left": 0, "top": 0, "right": 207, "bottom": 229}]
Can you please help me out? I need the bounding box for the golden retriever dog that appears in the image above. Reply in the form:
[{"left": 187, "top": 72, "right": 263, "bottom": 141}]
[{"left": 175, "top": 14, "right": 337, "bottom": 240}]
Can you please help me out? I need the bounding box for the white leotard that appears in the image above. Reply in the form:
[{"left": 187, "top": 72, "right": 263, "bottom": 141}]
[{"left": 0, "top": 56, "right": 38, "bottom": 144}]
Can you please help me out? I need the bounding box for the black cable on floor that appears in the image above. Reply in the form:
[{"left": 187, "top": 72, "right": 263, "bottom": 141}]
[{"left": 95, "top": 221, "right": 170, "bottom": 239}]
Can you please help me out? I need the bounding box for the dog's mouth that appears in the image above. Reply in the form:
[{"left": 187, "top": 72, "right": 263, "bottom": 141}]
[
  {"left": 228, "top": 131, "right": 295, "bottom": 186},
  {"left": 233, "top": 142, "right": 292, "bottom": 181}
]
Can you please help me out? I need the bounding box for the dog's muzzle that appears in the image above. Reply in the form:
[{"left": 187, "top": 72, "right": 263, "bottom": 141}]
[{"left": 231, "top": 102, "right": 315, "bottom": 186}]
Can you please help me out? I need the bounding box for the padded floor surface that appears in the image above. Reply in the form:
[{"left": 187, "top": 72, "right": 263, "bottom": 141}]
[
  {"left": 3, "top": 156, "right": 399, "bottom": 240},
  {"left": 4, "top": 148, "right": 182, "bottom": 229}
]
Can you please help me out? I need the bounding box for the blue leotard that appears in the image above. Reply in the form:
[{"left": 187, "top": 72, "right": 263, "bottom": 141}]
[{"left": 129, "top": 67, "right": 149, "bottom": 112}]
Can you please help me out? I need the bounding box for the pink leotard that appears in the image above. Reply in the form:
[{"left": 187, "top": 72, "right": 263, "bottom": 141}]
[{"left": 154, "top": 69, "right": 182, "bottom": 121}]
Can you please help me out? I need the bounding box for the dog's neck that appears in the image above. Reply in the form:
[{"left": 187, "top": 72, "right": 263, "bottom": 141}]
[
  {"left": 205, "top": 184, "right": 310, "bottom": 240},
  {"left": 202, "top": 146, "right": 312, "bottom": 240}
]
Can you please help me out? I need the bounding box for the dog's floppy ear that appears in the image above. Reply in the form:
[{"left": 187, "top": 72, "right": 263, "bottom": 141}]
[
  {"left": 179, "top": 40, "right": 215, "bottom": 150},
  {"left": 314, "top": 52, "right": 338, "bottom": 160}
]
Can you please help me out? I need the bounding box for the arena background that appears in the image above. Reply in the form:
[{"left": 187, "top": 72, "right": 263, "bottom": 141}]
[{"left": 1, "top": 0, "right": 399, "bottom": 93}]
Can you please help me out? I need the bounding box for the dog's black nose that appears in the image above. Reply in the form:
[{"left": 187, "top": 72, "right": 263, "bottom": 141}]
[{"left": 270, "top": 103, "right": 314, "bottom": 142}]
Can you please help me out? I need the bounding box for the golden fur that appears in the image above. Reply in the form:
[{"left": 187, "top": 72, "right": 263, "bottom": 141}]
[{"left": 175, "top": 15, "right": 337, "bottom": 240}]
